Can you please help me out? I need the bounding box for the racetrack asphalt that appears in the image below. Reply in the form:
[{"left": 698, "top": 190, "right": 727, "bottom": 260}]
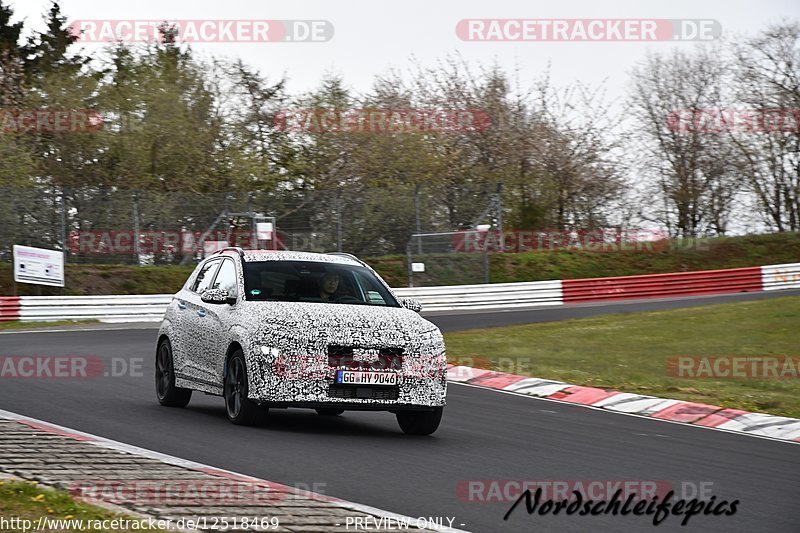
[{"left": 1, "top": 291, "right": 798, "bottom": 532}]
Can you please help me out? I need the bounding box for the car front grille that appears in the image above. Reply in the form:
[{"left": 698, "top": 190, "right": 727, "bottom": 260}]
[
  {"left": 327, "top": 345, "right": 403, "bottom": 371},
  {"left": 327, "top": 345, "right": 354, "bottom": 358},
  {"left": 327, "top": 385, "right": 400, "bottom": 401}
]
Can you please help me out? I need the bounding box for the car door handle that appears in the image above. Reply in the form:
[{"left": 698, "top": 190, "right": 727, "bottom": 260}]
[
  {"left": 177, "top": 301, "right": 187, "bottom": 310},
  {"left": 197, "top": 309, "right": 206, "bottom": 317}
]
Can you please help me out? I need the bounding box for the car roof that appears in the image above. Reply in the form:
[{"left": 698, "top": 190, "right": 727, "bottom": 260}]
[{"left": 220, "top": 250, "right": 363, "bottom": 266}]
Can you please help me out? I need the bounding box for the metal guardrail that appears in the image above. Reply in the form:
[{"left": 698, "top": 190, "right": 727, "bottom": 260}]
[
  {"left": 0, "top": 297, "right": 21, "bottom": 321},
  {"left": 562, "top": 266, "right": 765, "bottom": 303},
  {"left": 761, "top": 263, "right": 800, "bottom": 291},
  {"left": 6, "top": 281, "right": 563, "bottom": 322},
  {"left": 394, "top": 280, "right": 563, "bottom": 311},
  {"left": 1, "top": 263, "right": 798, "bottom": 323},
  {"left": 17, "top": 295, "right": 172, "bottom": 323}
]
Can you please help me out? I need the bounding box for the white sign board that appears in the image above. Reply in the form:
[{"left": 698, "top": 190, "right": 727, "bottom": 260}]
[
  {"left": 411, "top": 262, "right": 426, "bottom": 273},
  {"left": 181, "top": 230, "right": 196, "bottom": 253},
  {"left": 203, "top": 240, "right": 229, "bottom": 255},
  {"left": 256, "top": 222, "right": 274, "bottom": 240},
  {"left": 13, "top": 245, "right": 65, "bottom": 287}
]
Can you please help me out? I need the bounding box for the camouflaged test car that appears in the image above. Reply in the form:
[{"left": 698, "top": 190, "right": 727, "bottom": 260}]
[{"left": 155, "top": 248, "right": 447, "bottom": 435}]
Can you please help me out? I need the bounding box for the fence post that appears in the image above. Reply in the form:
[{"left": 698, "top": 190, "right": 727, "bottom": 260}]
[
  {"left": 132, "top": 191, "right": 140, "bottom": 265},
  {"left": 60, "top": 187, "right": 68, "bottom": 295},
  {"left": 483, "top": 246, "right": 489, "bottom": 284},
  {"left": 406, "top": 240, "right": 414, "bottom": 288},
  {"left": 496, "top": 183, "right": 504, "bottom": 252},
  {"left": 415, "top": 184, "right": 422, "bottom": 254},
  {"left": 336, "top": 190, "right": 343, "bottom": 252},
  {"left": 60, "top": 186, "right": 67, "bottom": 260}
]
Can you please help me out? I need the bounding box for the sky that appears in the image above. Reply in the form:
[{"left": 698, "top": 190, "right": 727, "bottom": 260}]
[{"left": 7, "top": 0, "right": 800, "bottom": 101}]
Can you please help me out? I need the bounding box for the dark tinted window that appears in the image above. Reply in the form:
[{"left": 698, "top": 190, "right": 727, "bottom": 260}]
[
  {"left": 192, "top": 260, "right": 220, "bottom": 293},
  {"left": 243, "top": 261, "right": 399, "bottom": 307}
]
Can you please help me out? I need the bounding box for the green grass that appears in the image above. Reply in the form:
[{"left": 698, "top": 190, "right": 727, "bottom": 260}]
[
  {"left": 394, "top": 231, "right": 800, "bottom": 286},
  {"left": 0, "top": 264, "right": 196, "bottom": 296},
  {"left": 444, "top": 296, "right": 800, "bottom": 418},
  {"left": 0, "top": 320, "right": 98, "bottom": 331},
  {"left": 483, "top": 231, "right": 800, "bottom": 286},
  {"left": 0, "top": 479, "right": 168, "bottom": 532}
]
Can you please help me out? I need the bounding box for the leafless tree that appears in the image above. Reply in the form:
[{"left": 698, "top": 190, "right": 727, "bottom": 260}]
[
  {"left": 731, "top": 21, "right": 800, "bottom": 231},
  {"left": 630, "top": 47, "right": 742, "bottom": 237}
]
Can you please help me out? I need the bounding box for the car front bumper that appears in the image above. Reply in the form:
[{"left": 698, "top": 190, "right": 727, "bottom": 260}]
[{"left": 246, "top": 350, "right": 448, "bottom": 408}]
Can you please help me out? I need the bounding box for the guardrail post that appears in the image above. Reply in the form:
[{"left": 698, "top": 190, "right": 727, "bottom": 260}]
[{"left": 483, "top": 246, "right": 489, "bottom": 284}]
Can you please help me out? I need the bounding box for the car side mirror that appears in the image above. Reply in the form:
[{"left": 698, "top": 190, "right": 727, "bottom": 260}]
[
  {"left": 400, "top": 297, "right": 422, "bottom": 313},
  {"left": 201, "top": 288, "right": 235, "bottom": 305}
]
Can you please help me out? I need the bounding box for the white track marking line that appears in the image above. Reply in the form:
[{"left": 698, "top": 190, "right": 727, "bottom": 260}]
[
  {"left": 0, "top": 325, "right": 160, "bottom": 335},
  {"left": 449, "top": 381, "right": 799, "bottom": 446}
]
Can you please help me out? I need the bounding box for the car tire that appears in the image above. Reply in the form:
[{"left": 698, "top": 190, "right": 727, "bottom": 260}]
[
  {"left": 315, "top": 408, "right": 344, "bottom": 416},
  {"left": 396, "top": 407, "right": 443, "bottom": 435},
  {"left": 155, "top": 338, "right": 192, "bottom": 407},
  {"left": 224, "top": 350, "right": 266, "bottom": 426}
]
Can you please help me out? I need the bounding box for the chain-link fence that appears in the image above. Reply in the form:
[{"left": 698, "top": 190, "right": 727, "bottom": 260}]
[
  {"left": 406, "top": 230, "right": 489, "bottom": 287},
  {"left": 0, "top": 185, "right": 498, "bottom": 267}
]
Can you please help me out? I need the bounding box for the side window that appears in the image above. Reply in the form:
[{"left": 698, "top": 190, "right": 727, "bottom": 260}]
[
  {"left": 353, "top": 271, "right": 387, "bottom": 305},
  {"left": 184, "top": 263, "right": 203, "bottom": 289},
  {"left": 192, "top": 260, "right": 221, "bottom": 293},
  {"left": 365, "top": 290, "right": 386, "bottom": 305},
  {"left": 211, "top": 259, "right": 238, "bottom": 298}
]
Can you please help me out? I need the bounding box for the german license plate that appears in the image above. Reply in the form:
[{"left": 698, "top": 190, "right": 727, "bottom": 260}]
[{"left": 336, "top": 370, "right": 398, "bottom": 386}]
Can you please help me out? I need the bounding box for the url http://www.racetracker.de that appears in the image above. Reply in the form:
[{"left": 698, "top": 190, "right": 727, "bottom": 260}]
[{"left": 0, "top": 515, "right": 282, "bottom": 531}]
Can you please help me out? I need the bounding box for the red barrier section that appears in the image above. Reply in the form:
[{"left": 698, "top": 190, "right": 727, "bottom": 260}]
[
  {"left": 562, "top": 266, "right": 763, "bottom": 303},
  {"left": 0, "top": 297, "right": 20, "bottom": 322}
]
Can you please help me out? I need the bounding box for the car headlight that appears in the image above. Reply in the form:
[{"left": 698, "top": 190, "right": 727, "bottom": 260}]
[{"left": 260, "top": 346, "right": 281, "bottom": 357}]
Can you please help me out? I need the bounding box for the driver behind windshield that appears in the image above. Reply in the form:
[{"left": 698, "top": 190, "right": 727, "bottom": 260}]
[{"left": 317, "top": 271, "right": 340, "bottom": 301}]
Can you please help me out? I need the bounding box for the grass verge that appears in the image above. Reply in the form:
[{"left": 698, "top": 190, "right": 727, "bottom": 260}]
[
  {"left": 0, "top": 320, "right": 98, "bottom": 331},
  {"left": 0, "top": 479, "right": 167, "bottom": 532},
  {"left": 444, "top": 296, "right": 800, "bottom": 418}
]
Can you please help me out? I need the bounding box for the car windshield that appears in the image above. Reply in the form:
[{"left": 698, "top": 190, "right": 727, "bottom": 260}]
[{"left": 242, "top": 260, "right": 400, "bottom": 307}]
